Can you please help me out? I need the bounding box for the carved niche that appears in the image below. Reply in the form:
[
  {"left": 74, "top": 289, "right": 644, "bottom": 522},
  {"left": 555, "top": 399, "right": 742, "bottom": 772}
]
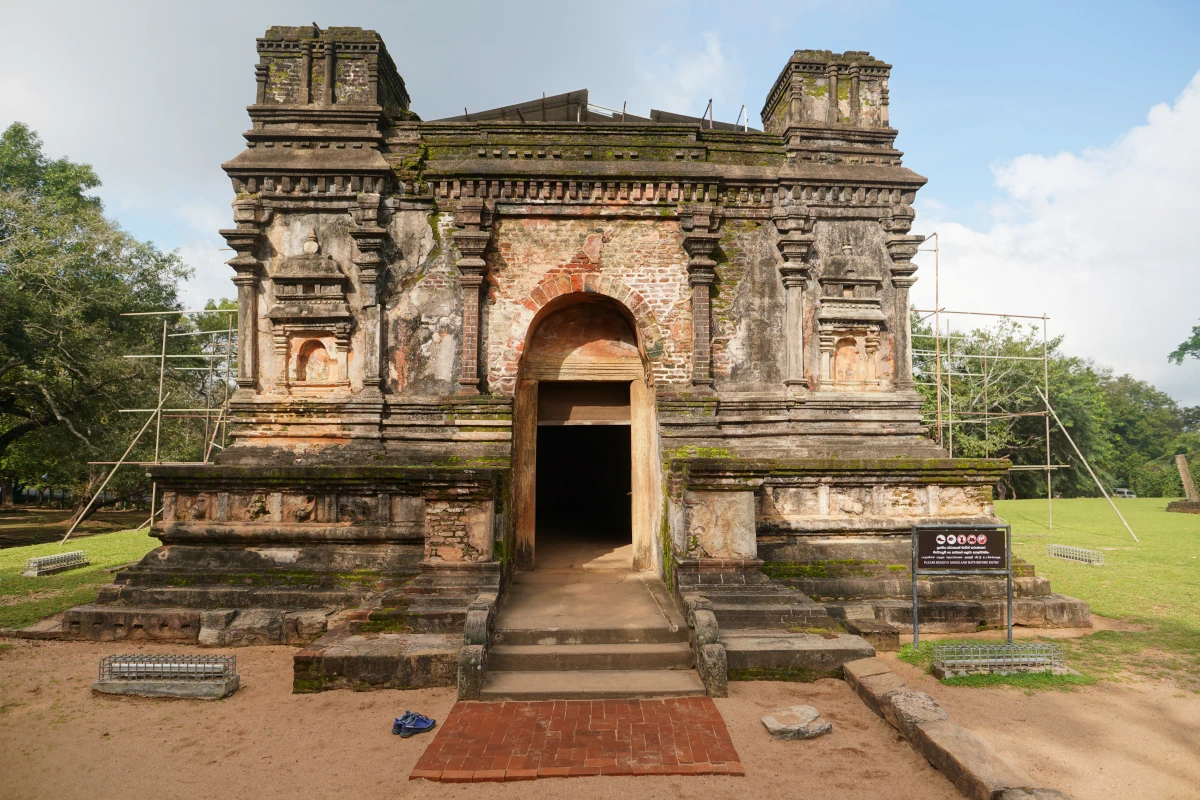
[
  {"left": 267, "top": 228, "right": 353, "bottom": 393},
  {"left": 816, "top": 243, "right": 886, "bottom": 391}
]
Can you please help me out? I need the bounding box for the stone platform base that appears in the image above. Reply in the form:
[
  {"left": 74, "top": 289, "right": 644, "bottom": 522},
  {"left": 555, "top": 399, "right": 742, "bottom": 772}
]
[
  {"left": 723, "top": 630, "right": 875, "bottom": 681},
  {"left": 61, "top": 604, "right": 335, "bottom": 645},
  {"left": 823, "top": 594, "right": 1092, "bottom": 633},
  {"left": 293, "top": 628, "right": 460, "bottom": 692},
  {"left": 92, "top": 676, "right": 240, "bottom": 699},
  {"left": 1167, "top": 500, "right": 1200, "bottom": 514}
]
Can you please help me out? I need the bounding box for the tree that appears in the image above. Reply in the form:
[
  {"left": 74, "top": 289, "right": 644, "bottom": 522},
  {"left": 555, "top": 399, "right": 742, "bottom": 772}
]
[
  {"left": 0, "top": 122, "right": 193, "bottom": 515},
  {"left": 1168, "top": 321, "right": 1200, "bottom": 365}
]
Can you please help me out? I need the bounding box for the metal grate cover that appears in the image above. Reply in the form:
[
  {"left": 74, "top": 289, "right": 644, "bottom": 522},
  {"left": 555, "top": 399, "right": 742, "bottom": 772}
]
[
  {"left": 23, "top": 550, "right": 88, "bottom": 576},
  {"left": 99, "top": 654, "right": 236, "bottom": 682},
  {"left": 1046, "top": 544, "right": 1104, "bottom": 565},
  {"left": 933, "top": 642, "right": 1065, "bottom": 676}
]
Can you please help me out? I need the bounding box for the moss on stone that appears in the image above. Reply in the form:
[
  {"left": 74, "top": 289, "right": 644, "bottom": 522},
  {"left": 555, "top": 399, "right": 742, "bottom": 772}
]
[{"left": 728, "top": 665, "right": 841, "bottom": 682}]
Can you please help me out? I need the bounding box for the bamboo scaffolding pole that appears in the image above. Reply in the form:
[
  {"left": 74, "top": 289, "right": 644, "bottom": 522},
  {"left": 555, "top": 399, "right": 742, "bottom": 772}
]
[
  {"left": 61, "top": 393, "right": 171, "bottom": 545},
  {"left": 1036, "top": 386, "right": 1138, "bottom": 542}
]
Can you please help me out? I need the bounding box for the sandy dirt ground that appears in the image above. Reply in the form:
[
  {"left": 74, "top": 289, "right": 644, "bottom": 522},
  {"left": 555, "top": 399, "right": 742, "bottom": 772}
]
[
  {"left": 0, "top": 639, "right": 958, "bottom": 800},
  {"left": 884, "top": 652, "right": 1200, "bottom": 800}
]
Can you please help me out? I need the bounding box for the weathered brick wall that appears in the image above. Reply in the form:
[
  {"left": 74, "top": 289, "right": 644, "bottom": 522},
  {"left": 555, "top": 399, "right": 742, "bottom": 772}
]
[
  {"left": 483, "top": 217, "right": 694, "bottom": 395},
  {"left": 424, "top": 498, "right": 493, "bottom": 562}
]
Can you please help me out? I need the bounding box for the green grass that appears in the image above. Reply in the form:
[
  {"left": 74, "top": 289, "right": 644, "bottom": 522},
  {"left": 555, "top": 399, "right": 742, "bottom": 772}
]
[
  {"left": 917, "top": 498, "right": 1200, "bottom": 691},
  {"left": 898, "top": 641, "right": 1096, "bottom": 692},
  {"left": 0, "top": 529, "right": 158, "bottom": 629},
  {"left": 999, "top": 497, "right": 1200, "bottom": 629}
]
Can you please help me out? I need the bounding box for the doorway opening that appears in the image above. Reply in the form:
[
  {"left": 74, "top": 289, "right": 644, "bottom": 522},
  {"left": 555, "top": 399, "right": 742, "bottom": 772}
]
[{"left": 535, "top": 381, "right": 632, "bottom": 570}]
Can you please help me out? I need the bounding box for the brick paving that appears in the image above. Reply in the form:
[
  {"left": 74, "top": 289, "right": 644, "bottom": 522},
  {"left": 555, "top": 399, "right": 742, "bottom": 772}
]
[{"left": 409, "top": 697, "right": 744, "bottom": 782}]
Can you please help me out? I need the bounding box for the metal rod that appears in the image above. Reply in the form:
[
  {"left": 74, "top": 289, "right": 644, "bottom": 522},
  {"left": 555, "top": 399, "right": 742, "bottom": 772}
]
[
  {"left": 913, "top": 309, "right": 1050, "bottom": 320},
  {"left": 1036, "top": 386, "right": 1138, "bottom": 542},
  {"left": 1043, "top": 315, "right": 1053, "bottom": 530},
  {"left": 61, "top": 393, "right": 170, "bottom": 545},
  {"left": 120, "top": 310, "right": 237, "bottom": 316},
  {"left": 932, "top": 232, "right": 942, "bottom": 448}
]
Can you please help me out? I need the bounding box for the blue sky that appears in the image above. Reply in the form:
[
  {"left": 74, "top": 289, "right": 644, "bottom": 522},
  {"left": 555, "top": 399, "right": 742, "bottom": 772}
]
[{"left": 2, "top": 0, "right": 1198, "bottom": 402}]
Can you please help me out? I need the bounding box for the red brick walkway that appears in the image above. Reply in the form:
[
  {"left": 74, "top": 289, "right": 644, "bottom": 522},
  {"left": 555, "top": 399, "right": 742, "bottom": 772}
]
[{"left": 410, "top": 697, "right": 744, "bottom": 782}]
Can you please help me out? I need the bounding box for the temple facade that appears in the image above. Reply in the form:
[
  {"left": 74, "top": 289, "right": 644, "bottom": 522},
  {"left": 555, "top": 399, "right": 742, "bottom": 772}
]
[{"left": 66, "top": 27, "right": 1089, "bottom": 698}]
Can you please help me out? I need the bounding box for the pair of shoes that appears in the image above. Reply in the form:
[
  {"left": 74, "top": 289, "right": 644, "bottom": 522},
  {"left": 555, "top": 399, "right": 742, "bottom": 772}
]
[{"left": 392, "top": 709, "right": 436, "bottom": 738}]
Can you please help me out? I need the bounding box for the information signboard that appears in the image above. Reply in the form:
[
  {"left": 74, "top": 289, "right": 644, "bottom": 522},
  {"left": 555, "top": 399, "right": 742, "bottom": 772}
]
[
  {"left": 915, "top": 527, "right": 1006, "bottom": 571},
  {"left": 911, "top": 524, "right": 1012, "bottom": 647}
]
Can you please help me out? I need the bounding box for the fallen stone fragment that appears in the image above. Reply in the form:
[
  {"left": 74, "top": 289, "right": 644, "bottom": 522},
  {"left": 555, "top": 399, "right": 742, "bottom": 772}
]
[{"left": 761, "top": 705, "right": 832, "bottom": 740}]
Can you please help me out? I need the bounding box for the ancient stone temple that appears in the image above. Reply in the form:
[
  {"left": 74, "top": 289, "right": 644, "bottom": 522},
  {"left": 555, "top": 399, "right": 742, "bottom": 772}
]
[{"left": 66, "top": 26, "right": 1089, "bottom": 698}]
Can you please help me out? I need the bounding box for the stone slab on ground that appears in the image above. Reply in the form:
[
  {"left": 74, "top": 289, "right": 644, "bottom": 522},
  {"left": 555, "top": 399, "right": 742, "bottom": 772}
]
[
  {"left": 410, "top": 697, "right": 744, "bottom": 781},
  {"left": 92, "top": 675, "right": 240, "bottom": 699},
  {"left": 721, "top": 630, "right": 875, "bottom": 677},
  {"left": 840, "top": 617, "right": 901, "bottom": 651},
  {"left": 0, "top": 615, "right": 63, "bottom": 640},
  {"left": 761, "top": 704, "right": 832, "bottom": 739},
  {"left": 841, "top": 658, "right": 1070, "bottom": 800}
]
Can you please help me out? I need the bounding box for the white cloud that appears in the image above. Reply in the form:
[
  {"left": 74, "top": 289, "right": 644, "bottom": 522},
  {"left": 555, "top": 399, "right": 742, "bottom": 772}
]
[
  {"left": 177, "top": 238, "right": 235, "bottom": 310},
  {"left": 912, "top": 71, "right": 1200, "bottom": 405},
  {"left": 634, "top": 33, "right": 736, "bottom": 121}
]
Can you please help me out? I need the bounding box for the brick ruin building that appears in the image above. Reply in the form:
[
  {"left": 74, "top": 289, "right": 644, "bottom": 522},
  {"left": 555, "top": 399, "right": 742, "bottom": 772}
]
[{"left": 66, "top": 26, "right": 1090, "bottom": 698}]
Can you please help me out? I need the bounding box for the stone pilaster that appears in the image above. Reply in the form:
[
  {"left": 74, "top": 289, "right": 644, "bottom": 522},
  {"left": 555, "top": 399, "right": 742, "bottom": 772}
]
[
  {"left": 254, "top": 64, "right": 268, "bottom": 105},
  {"left": 849, "top": 64, "right": 861, "bottom": 125},
  {"left": 885, "top": 204, "right": 922, "bottom": 390},
  {"left": 350, "top": 193, "right": 388, "bottom": 394},
  {"left": 219, "top": 199, "right": 268, "bottom": 393},
  {"left": 773, "top": 205, "right": 816, "bottom": 393},
  {"left": 827, "top": 63, "right": 839, "bottom": 124},
  {"left": 322, "top": 41, "right": 335, "bottom": 105},
  {"left": 682, "top": 229, "right": 720, "bottom": 390},
  {"left": 452, "top": 198, "right": 490, "bottom": 395},
  {"left": 299, "top": 42, "right": 312, "bottom": 105}
]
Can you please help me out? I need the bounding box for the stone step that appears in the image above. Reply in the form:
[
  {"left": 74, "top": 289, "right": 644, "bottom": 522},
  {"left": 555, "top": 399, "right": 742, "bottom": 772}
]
[
  {"left": 721, "top": 631, "right": 876, "bottom": 677},
  {"left": 710, "top": 602, "right": 837, "bottom": 630},
  {"left": 491, "top": 625, "right": 689, "bottom": 646},
  {"left": 99, "top": 585, "right": 366, "bottom": 610},
  {"left": 785, "top": 575, "right": 1052, "bottom": 601},
  {"left": 480, "top": 669, "right": 706, "bottom": 700},
  {"left": 489, "top": 642, "right": 695, "bottom": 672}
]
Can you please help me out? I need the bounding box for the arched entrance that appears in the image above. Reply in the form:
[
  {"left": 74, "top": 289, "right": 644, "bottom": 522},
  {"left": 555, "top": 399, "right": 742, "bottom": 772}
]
[{"left": 512, "top": 294, "right": 659, "bottom": 572}]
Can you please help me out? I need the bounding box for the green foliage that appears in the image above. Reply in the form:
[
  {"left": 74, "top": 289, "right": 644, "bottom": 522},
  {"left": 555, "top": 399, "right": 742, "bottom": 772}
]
[
  {"left": 1168, "top": 321, "right": 1200, "bottom": 365},
  {"left": 0, "top": 528, "right": 157, "bottom": 629},
  {"left": 0, "top": 123, "right": 224, "bottom": 515},
  {"left": 912, "top": 312, "right": 1199, "bottom": 498}
]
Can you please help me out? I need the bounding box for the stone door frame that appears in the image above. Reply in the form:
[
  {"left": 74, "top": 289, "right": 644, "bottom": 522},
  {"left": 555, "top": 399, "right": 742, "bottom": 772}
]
[{"left": 512, "top": 293, "right": 661, "bottom": 573}]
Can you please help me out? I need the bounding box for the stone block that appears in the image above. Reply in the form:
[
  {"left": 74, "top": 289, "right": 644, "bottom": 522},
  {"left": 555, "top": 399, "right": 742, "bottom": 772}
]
[
  {"left": 911, "top": 718, "right": 1036, "bottom": 800},
  {"left": 216, "top": 609, "right": 285, "bottom": 646},
  {"left": 996, "top": 790, "right": 1073, "bottom": 800},
  {"left": 761, "top": 705, "right": 831, "bottom": 740},
  {"left": 198, "top": 609, "right": 237, "bottom": 646},
  {"left": 457, "top": 644, "right": 486, "bottom": 700},
  {"left": 879, "top": 689, "right": 948, "bottom": 740},
  {"left": 697, "top": 643, "right": 728, "bottom": 697},
  {"left": 287, "top": 610, "right": 331, "bottom": 643},
  {"left": 841, "top": 618, "right": 900, "bottom": 651},
  {"left": 1042, "top": 595, "right": 1091, "bottom": 628},
  {"left": 684, "top": 490, "right": 756, "bottom": 559},
  {"left": 93, "top": 676, "right": 240, "bottom": 699}
]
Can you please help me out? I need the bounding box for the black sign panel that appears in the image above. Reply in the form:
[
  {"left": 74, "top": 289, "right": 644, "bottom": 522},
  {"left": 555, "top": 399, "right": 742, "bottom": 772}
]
[{"left": 915, "top": 527, "right": 1007, "bottom": 570}]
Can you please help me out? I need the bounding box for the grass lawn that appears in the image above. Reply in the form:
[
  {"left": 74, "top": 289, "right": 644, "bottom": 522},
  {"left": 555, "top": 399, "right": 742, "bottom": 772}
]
[
  {"left": 0, "top": 530, "right": 158, "bottom": 630},
  {"left": 987, "top": 498, "right": 1200, "bottom": 690}
]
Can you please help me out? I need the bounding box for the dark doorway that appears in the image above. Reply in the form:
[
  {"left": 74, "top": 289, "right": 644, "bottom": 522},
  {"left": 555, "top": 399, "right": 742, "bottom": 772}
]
[{"left": 535, "top": 382, "right": 632, "bottom": 568}]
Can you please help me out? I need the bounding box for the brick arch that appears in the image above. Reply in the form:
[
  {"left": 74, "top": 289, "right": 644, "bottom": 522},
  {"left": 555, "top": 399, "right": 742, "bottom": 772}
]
[{"left": 490, "top": 274, "right": 665, "bottom": 394}]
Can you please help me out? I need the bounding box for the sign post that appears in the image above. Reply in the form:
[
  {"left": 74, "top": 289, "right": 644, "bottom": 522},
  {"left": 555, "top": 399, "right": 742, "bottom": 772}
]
[{"left": 911, "top": 524, "right": 1012, "bottom": 648}]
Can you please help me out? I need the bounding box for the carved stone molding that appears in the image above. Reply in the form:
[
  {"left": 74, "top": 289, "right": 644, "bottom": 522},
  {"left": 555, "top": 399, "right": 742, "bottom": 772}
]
[
  {"left": 682, "top": 229, "right": 721, "bottom": 390},
  {"left": 453, "top": 198, "right": 491, "bottom": 395}
]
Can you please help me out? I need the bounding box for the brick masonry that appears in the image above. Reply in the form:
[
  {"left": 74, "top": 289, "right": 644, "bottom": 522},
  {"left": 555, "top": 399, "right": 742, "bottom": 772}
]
[{"left": 410, "top": 698, "right": 744, "bottom": 782}]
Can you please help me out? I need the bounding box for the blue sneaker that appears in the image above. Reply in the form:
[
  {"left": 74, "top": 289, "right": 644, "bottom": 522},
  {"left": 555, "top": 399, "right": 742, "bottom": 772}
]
[
  {"left": 392, "top": 710, "right": 413, "bottom": 735},
  {"left": 399, "top": 711, "right": 436, "bottom": 738}
]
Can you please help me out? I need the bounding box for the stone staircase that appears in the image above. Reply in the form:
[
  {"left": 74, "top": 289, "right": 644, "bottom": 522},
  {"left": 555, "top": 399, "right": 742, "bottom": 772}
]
[
  {"left": 479, "top": 570, "right": 705, "bottom": 700},
  {"left": 675, "top": 558, "right": 839, "bottom": 631}
]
